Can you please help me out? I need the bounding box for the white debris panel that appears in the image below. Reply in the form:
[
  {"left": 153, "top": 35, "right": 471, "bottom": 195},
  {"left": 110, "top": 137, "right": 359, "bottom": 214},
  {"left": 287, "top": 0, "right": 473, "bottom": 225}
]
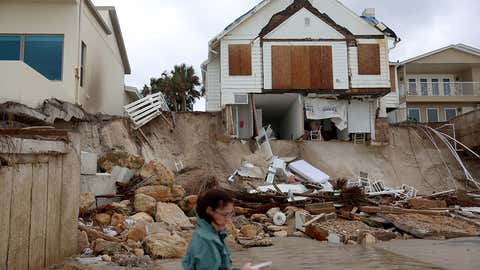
[
  {"left": 304, "top": 98, "right": 347, "bottom": 130},
  {"left": 288, "top": 160, "right": 333, "bottom": 191}
]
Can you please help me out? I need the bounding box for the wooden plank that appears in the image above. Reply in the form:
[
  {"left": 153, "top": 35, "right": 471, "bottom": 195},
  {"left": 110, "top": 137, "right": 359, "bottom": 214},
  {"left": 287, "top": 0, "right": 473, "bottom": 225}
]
[
  {"left": 239, "top": 44, "right": 252, "bottom": 75},
  {"left": 309, "top": 46, "right": 322, "bottom": 89},
  {"left": 8, "top": 163, "right": 33, "bottom": 270},
  {"left": 229, "top": 44, "right": 241, "bottom": 75},
  {"left": 358, "top": 44, "right": 381, "bottom": 75},
  {"left": 319, "top": 46, "right": 333, "bottom": 89},
  {"left": 45, "top": 156, "right": 62, "bottom": 266},
  {"left": 29, "top": 162, "right": 48, "bottom": 270},
  {"left": 271, "top": 46, "right": 291, "bottom": 89},
  {"left": 0, "top": 165, "right": 13, "bottom": 270},
  {"left": 291, "top": 46, "right": 311, "bottom": 89},
  {"left": 59, "top": 133, "right": 81, "bottom": 258},
  {"left": 0, "top": 138, "right": 68, "bottom": 155}
]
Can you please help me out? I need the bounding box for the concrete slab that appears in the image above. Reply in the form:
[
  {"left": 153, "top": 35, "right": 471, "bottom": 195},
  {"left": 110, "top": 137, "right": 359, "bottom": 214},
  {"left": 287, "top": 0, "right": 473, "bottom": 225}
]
[
  {"left": 81, "top": 151, "right": 98, "bottom": 175},
  {"left": 111, "top": 166, "right": 135, "bottom": 183},
  {"left": 80, "top": 173, "right": 116, "bottom": 196}
]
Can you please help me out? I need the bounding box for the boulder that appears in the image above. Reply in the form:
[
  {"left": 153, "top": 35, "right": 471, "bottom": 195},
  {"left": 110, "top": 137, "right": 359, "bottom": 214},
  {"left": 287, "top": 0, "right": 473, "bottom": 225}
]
[
  {"left": 94, "top": 213, "right": 112, "bottom": 227},
  {"left": 134, "top": 193, "right": 157, "bottom": 216},
  {"left": 273, "top": 231, "right": 288, "bottom": 237},
  {"left": 178, "top": 195, "right": 198, "bottom": 213},
  {"left": 79, "top": 192, "right": 96, "bottom": 213},
  {"left": 240, "top": 224, "right": 262, "bottom": 238},
  {"left": 266, "top": 207, "right": 281, "bottom": 218},
  {"left": 171, "top": 185, "right": 186, "bottom": 202},
  {"left": 78, "top": 230, "right": 90, "bottom": 253},
  {"left": 155, "top": 202, "right": 193, "bottom": 228},
  {"left": 111, "top": 213, "right": 125, "bottom": 226},
  {"left": 127, "top": 222, "right": 147, "bottom": 242},
  {"left": 361, "top": 233, "right": 377, "bottom": 246},
  {"left": 138, "top": 160, "right": 175, "bottom": 186},
  {"left": 134, "top": 248, "right": 144, "bottom": 257},
  {"left": 136, "top": 185, "right": 172, "bottom": 202},
  {"left": 144, "top": 232, "right": 187, "bottom": 259},
  {"left": 98, "top": 150, "right": 145, "bottom": 173},
  {"left": 111, "top": 200, "right": 132, "bottom": 215},
  {"left": 129, "top": 212, "right": 154, "bottom": 224},
  {"left": 226, "top": 220, "right": 238, "bottom": 240},
  {"left": 250, "top": 214, "right": 269, "bottom": 223},
  {"left": 93, "top": 239, "right": 122, "bottom": 255}
]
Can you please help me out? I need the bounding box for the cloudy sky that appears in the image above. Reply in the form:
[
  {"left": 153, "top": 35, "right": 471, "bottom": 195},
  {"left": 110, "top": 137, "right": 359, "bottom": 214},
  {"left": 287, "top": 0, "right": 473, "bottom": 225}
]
[{"left": 93, "top": 0, "right": 480, "bottom": 110}]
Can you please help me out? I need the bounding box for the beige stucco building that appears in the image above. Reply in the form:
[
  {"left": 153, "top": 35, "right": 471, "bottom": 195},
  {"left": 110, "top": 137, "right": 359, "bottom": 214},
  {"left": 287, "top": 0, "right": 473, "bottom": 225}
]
[
  {"left": 389, "top": 44, "right": 480, "bottom": 123},
  {"left": 0, "top": 0, "right": 137, "bottom": 116}
]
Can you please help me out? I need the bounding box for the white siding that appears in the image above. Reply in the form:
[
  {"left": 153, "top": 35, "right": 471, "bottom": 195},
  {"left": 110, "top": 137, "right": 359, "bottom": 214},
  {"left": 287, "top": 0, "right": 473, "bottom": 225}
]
[
  {"left": 262, "top": 41, "right": 349, "bottom": 90},
  {"left": 349, "top": 39, "right": 390, "bottom": 88},
  {"left": 265, "top": 8, "right": 344, "bottom": 39},
  {"left": 220, "top": 39, "right": 263, "bottom": 106},
  {"left": 206, "top": 57, "right": 221, "bottom": 111}
]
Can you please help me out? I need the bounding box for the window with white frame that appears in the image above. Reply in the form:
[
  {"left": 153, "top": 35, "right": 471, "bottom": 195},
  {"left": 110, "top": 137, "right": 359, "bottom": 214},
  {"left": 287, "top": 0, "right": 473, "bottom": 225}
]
[
  {"left": 427, "top": 108, "right": 439, "bottom": 123},
  {"left": 443, "top": 78, "right": 451, "bottom": 96},
  {"left": 420, "top": 79, "right": 428, "bottom": 96},
  {"left": 431, "top": 79, "right": 439, "bottom": 96},
  {"left": 408, "top": 79, "right": 417, "bottom": 95},
  {"left": 408, "top": 108, "right": 420, "bottom": 122},
  {"left": 445, "top": 108, "right": 457, "bottom": 121}
]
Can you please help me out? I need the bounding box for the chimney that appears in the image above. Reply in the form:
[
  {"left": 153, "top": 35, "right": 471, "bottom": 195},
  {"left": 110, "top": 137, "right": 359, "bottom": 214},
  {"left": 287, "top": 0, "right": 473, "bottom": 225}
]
[{"left": 362, "top": 8, "right": 375, "bottom": 18}]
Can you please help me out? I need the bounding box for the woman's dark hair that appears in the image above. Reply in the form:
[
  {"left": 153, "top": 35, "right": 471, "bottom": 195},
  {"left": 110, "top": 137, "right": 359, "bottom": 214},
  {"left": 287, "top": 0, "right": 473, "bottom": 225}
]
[{"left": 196, "top": 188, "right": 233, "bottom": 223}]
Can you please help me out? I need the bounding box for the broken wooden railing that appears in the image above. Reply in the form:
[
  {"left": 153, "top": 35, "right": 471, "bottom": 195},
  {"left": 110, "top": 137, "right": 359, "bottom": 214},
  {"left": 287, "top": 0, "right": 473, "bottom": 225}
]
[{"left": 123, "top": 92, "right": 170, "bottom": 129}]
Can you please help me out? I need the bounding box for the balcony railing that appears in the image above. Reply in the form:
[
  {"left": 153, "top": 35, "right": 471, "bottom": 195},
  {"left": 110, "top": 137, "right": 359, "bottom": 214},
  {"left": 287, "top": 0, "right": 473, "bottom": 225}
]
[{"left": 401, "top": 82, "right": 480, "bottom": 97}]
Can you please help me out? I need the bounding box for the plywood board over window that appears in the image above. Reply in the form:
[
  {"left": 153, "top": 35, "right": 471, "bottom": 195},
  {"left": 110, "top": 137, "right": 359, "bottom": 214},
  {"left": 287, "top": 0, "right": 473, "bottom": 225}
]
[
  {"left": 389, "top": 65, "right": 396, "bottom": 92},
  {"left": 229, "top": 44, "right": 252, "bottom": 76},
  {"left": 358, "top": 44, "right": 381, "bottom": 75},
  {"left": 272, "top": 45, "right": 333, "bottom": 90}
]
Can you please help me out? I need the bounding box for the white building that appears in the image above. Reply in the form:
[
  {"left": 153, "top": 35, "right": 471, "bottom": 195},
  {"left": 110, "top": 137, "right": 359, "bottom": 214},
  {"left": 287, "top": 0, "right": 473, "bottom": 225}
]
[
  {"left": 202, "top": 0, "right": 399, "bottom": 141},
  {"left": 0, "top": 0, "right": 136, "bottom": 116}
]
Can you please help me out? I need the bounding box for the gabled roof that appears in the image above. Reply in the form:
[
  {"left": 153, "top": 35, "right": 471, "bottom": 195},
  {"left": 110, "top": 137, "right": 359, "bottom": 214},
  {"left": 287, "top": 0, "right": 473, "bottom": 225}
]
[
  {"left": 96, "top": 6, "right": 131, "bottom": 74},
  {"left": 259, "top": 0, "right": 355, "bottom": 43},
  {"left": 400, "top": 43, "right": 480, "bottom": 65}
]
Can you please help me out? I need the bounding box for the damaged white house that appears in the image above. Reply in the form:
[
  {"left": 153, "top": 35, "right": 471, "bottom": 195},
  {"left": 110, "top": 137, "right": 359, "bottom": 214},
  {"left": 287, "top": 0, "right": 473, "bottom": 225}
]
[
  {"left": 0, "top": 0, "right": 138, "bottom": 116},
  {"left": 202, "top": 0, "right": 400, "bottom": 141}
]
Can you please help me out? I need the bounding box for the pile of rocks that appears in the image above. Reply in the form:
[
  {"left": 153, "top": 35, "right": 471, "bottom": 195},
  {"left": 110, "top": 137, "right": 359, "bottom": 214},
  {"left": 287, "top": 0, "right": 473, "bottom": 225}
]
[{"left": 78, "top": 150, "right": 199, "bottom": 266}]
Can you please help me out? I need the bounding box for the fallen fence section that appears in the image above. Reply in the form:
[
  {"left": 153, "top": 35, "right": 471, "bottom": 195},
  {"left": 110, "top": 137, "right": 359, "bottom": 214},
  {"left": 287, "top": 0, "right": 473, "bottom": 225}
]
[
  {"left": 0, "top": 129, "right": 80, "bottom": 270},
  {"left": 124, "top": 92, "right": 170, "bottom": 129}
]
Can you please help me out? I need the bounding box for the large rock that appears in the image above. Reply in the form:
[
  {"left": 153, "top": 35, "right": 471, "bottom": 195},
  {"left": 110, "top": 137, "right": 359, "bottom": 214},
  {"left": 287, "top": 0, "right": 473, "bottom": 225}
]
[
  {"left": 98, "top": 150, "right": 145, "bottom": 173},
  {"left": 95, "top": 213, "right": 112, "bottom": 227},
  {"left": 93, "top": 239, "right": 123, "bottom": 255},
  {"left": 111, "top": 200, "right": 132, "bottom": 215},
  {"left": 171, "top": 185, "right": 186, "bottom": 202},
  {"left": 79, "top": 192, "right": 96, "bottom": 213},
  {"left": 155, "top": 202, "right": 193, "bottom": 228},
  {"left": 178, "top": 195, "right": 198, "bottom": 213},
  {"left": 111, "top": 213, "right": 125, "bottom": 226},
  {"left": 129, "top": 212, "right": 154, "bottom": 224},
  {"left": 134, "top": 193, "right": 157, "bottom": 216},
  {"left": 136, "top": 185, "right": 172, "bottom": 202},
  {"left": 240, "top": 224, "right": 262, "bottom": 238},
  {"left": 138, "top": 160, "right": 175, "bottom": 186},
  {"left": 144, "top": 232, "right": 187, "bottom": 259},
  {"left": 78, "top": 230, "right": 90, "bottom": 253},
  {"left": 127, "top": 222, "right": 147, "bottom": 242}
]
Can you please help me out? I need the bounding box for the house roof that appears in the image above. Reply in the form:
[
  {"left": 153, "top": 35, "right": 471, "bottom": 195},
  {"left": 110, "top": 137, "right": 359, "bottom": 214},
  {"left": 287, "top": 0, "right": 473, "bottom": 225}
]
[
  {"left": 400, "top": 43, "right": 480, "bottom": 65},
  {"left": 96, "top": 6, "right": 132, "bottom": 74},
  {"left": 208, "top": 0, "right": 386, "bottom": 48},
  {"left": 259, "top": 0, "right": 355, "bottom": 42}
]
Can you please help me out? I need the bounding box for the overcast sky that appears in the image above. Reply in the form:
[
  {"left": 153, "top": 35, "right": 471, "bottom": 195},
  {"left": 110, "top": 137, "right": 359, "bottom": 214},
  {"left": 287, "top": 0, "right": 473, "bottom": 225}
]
[{"left": 93, "top": 0, "right": 480, "bottom": 111}]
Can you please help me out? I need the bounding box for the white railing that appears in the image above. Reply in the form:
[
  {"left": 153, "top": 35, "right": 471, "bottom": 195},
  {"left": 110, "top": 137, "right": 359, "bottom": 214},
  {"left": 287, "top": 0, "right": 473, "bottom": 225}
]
[
  {"left": 124, "top": 92, "right": 170, "bottom": 129},
  {"left": 406, "top": 82, "right": 480, "bottom": 97}
]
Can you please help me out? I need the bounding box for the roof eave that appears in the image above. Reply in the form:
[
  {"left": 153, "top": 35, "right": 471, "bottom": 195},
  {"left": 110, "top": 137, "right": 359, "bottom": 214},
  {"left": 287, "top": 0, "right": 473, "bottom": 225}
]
[
  {"left": 399, "top": 44, "right": 480, "bottom": 66},
  {"left": 85, "top": 0, "right": 112, "bottom": 35}
]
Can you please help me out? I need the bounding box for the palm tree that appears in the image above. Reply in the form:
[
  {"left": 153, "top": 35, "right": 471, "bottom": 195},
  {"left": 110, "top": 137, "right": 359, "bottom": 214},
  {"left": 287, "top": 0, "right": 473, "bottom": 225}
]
[{"left": 145, "top": 64, "right": 202, "bottom": 112}]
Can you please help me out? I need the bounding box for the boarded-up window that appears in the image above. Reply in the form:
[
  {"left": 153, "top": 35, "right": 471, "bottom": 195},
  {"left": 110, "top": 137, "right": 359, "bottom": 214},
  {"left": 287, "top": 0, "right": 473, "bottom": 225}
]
[
  {"left": 229, "top": 44, "right": 252, "bottom": 76},
  {"left": 358, "top": 44, "right": 381, "bottom": 75},
  {"left": 389, "top": 65, "right": 396, "bottom": 92},
  {"left": 272, "top": 46, "right": 333, "bottom": 90}
]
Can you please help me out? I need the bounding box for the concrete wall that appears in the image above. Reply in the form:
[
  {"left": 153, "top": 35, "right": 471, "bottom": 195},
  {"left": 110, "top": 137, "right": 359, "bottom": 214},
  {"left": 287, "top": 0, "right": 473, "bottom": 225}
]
[
  {"left": 450, "top": 109, "right": 480, "bottom": 150},
  {"left": 0, "top": 132, "right": 80, "bottom": 270},
  {"left": 279, "top": 95, "right": 304, "bottom": 140},
  {"left": 0, "top": 0, "right": 79, "bottom": 107},
  {"left": 78, "top": 6, "right": 127, "bottom": 115}
]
